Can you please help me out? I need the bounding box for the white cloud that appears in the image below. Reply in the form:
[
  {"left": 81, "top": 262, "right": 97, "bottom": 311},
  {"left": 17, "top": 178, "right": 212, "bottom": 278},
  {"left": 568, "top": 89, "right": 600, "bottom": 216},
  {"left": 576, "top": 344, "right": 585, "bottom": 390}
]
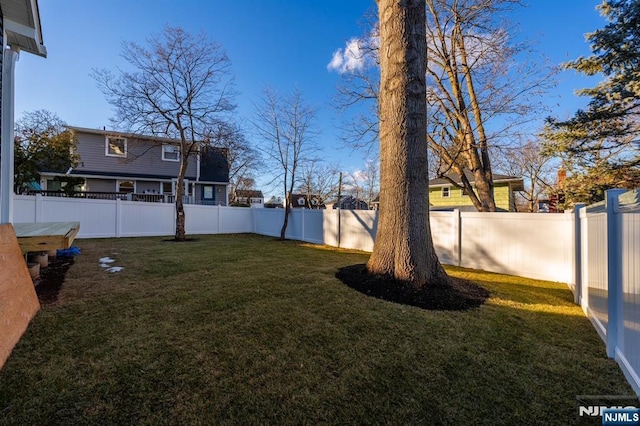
[{"left": 328, "top": 37, "right": 372, "bottom": 74}]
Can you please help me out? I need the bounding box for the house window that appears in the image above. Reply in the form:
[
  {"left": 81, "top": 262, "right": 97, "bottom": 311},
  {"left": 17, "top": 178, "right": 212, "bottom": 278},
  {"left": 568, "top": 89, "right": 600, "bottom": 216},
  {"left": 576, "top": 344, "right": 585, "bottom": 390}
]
[
  {"left": 203, "top": 186, "right": 214, "bottom": 199},
  {"left": 46, "top": 179, "right": 61, "bottom": 191},
  {"left": 442, "top": 187, "right": 450, "bottom": 198},
  {"left": 106, "top": 137, "right": 127, "bottom": 157},
  {"left": 162, "top": 182, "right": 173, "bottom": 195},
  {"left": 118, "top": 180, "right": 134, "bottom": 193},
  {"left": 162, "top": 144, "right": 180, "bottom": 161}
]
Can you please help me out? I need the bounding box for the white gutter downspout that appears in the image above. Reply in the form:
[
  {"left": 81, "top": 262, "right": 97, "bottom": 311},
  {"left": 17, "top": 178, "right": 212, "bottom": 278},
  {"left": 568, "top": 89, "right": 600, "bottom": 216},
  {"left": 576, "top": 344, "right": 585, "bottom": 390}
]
[{"left": 0, "top": 46, "right": 19, "bottom": 224}]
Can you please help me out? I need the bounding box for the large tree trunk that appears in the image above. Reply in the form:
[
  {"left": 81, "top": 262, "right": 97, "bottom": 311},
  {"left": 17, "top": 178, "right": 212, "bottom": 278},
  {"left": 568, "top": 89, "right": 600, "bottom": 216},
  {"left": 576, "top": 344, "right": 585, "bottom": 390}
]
[
  {"left": 174, "top": 157, "right": 189, "bottom": 241},
  {"left": 367, "top": 0, "right": 448, "bottom": 286},
  {"left": 280, "top": 192, "right": 291, "bottom": 240}
]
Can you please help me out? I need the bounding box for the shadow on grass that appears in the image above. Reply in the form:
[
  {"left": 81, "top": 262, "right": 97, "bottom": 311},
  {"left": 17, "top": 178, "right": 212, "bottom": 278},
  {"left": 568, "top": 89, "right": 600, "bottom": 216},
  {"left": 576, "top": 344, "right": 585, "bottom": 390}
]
[
  {"left": 35, "top": 256, "right": 74, "bottom": 305},
  {"left": 336, "top": 263, "right": 489, "bottom": 311}
]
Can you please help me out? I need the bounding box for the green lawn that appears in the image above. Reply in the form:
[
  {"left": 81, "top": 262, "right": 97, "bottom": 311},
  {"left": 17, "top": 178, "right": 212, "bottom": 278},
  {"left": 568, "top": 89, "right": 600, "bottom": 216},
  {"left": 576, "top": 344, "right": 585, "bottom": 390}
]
[{"left": 0, "top": 234, "right": 634, "bottom": 424}]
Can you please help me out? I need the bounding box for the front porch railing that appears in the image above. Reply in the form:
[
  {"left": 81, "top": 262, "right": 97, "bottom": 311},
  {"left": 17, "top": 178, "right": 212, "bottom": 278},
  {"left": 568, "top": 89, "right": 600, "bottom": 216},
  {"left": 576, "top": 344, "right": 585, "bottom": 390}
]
[{"left": 24, "top": 191, "right": 224, "bottom": 206}]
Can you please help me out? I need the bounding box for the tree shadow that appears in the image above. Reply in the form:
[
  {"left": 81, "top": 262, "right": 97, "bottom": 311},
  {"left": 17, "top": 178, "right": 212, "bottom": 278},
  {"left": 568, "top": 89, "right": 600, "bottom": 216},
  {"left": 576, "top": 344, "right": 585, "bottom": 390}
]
[{"left": 336, "top": 264, "right": 489, "bottom": 311}]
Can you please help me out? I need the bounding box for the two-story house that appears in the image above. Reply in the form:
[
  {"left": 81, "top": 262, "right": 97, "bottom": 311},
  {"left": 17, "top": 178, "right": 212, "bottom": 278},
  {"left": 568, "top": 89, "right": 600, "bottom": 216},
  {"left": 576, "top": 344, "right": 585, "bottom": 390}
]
[
  {"left": 39, "top": 126, "right": 230, "bottom": 205},
  {"left": 428, "top": 172, "right": 524, "bottom": 212}
]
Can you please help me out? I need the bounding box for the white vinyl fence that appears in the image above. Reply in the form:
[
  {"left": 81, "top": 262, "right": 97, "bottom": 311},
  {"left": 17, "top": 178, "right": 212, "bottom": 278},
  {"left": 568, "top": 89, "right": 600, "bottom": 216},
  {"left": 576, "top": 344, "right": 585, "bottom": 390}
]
[
  {"left": 576, "top": 189, "right": 640, "bottom": 397},
  {"left": 12, "top": 190, "right": 640, "bottom": 396}
]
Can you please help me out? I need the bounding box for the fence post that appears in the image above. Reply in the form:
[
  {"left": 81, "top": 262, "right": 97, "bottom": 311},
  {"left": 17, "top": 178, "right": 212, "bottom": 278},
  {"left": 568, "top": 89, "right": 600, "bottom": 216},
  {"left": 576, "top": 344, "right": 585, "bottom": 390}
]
[
  {"left": 252, "top": 206, "right": 256, "bottom": 234},
  {"left": 572, "top": 204, "right": 584, "bottom": 305},
  {"left": 35, "top": 193, "right": 43, "bottom": 223},
  {"left": 217, "top": 204, "right": 221, "bottom": 234},
  {"left": 605, "top": 189, "right": 625, "bottom": 358},
  {"left": 115, "top": 198, "right": 122, "bottom": 238},
  {"left": 453, "top": 209, "right": 461, "bottom": 267},
  {"left": 337, "top": 208, "right": 341, "bottom": 248}
]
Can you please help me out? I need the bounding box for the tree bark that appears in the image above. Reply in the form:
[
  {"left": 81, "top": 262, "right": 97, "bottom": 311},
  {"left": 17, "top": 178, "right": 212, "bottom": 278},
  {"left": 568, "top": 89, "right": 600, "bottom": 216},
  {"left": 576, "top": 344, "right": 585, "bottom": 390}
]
[
  {"left": 281, "top": 192, "right": 291, "bottom": 240},
  {"left": 367, "top": 0, "right": 448, "bottom": 286},
  {"left": 174, "top": 155, "right": 189, "bottom": 241}
]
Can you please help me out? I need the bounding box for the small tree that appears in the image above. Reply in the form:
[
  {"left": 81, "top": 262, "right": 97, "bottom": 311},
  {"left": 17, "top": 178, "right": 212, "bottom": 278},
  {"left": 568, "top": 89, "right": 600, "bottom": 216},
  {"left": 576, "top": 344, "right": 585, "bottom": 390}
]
[
  {"left": 367, "top": 0, "right": 448, "bottom": 286},
  {"left": 206, "top": 121, "right": 262, "bottom": 202},
  {"left": 496, "top": 139, "right": 555, "bottom": 212},
  {"left": 93, "top": 26, "right": 237, "bottom": 241},
  {"left": 14, "top": 110, "right": 78, "bottom": 193},
  {"left": 346, "top": 158, "right": 379, "bottom": 208},
  {"left": 253, "top": 87, "right": 317, "bottom": 239},
  {"left": 296, "top": 160, "right": 340, "bottom": 208}
]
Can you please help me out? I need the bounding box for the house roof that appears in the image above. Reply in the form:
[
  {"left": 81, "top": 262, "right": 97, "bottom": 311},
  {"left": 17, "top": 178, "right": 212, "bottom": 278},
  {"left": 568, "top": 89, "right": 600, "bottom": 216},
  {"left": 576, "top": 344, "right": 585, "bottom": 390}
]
[
  {"left": 289, "top": 193, "right": 325, "bottom": 208},
  {"left": 1, "top": 0, "right": 47, "bottom": 57},
  {"left": 68, "top": 126, "right": 181, "bottom": 144},
  {"left": 236, "top": 190, "right": 264, "bottom": 198},
  {"left": 429, "top": 171, "right": 524, "bottom": 191},
  {"left": 68, "top": 126, "right": 230, "bottom": 183}
]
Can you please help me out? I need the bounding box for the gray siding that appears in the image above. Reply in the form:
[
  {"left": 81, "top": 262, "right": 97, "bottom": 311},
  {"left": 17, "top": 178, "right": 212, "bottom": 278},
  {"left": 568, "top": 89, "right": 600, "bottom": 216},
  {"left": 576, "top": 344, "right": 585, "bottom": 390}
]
[
  {"left": 137, "top": 181, "right": 163, "bottom": 193},
  {"left": 73, "top": 131, "right": 198, "bottom": 179},
  {"left": 195, "top": 183, "right": 227, "bottom": 205},
  {"left": 85, "top": 178, "right": 116, "bottom": 192}
]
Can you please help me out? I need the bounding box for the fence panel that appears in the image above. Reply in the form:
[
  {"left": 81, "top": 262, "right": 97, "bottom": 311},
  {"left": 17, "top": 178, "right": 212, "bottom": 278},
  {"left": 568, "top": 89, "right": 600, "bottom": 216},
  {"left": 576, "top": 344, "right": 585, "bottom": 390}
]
[
  {"left": 16, "top": 196, "right": 119, "bottom": 238},
  {"left": 254, "top": 209, "right": 284, "bottom": 238},
  {"left": 459, "top": 212, "right": 573, "bottom": 283},
  {"left": 583, "top": 212, "right": 609, "bottom": 337},
  {"left": 219, "top": 206, "right": 253, "bottom": 233},
  {"left": 620, "top": 212, "right": 640, "bottom": 391},
  {"left": 430, "top": 211, "right": 458, "bottom": 265},
  {"left": 13, "top": 196, "right": 36, "bottom": 222},
  {"left": 285, "top": 209, "right": 304, "bottom": 241},
  {"left": 338, "top": 210, "right": 377, "bottom": 252},
  {"left": 185, "top": 204, "right": 220, "bottom": 235},
  {"left": 301, "top": 210, "right": 326, "bottom": 245},
  {"left": 120, "top": 201, "right": 174, "bottom": 237}
]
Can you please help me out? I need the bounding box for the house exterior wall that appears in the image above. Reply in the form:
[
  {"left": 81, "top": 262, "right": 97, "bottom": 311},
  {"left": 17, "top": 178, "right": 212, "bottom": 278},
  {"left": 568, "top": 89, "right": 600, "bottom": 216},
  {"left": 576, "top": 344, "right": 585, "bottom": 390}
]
[
  {"left": 195, "top": 183, "right": 226, "bottom": 204},
  {"left": 429, "top": 183, "right": 514, "bottom": 211},
  {"left": 72, "top": 130, "right": 198, "bottom": 179},
  {"left": 84, "top": 178, "right": 116, "bottom": 192},
  {"left": 136, "top": 181, "right": 162, "bottom": 193}
]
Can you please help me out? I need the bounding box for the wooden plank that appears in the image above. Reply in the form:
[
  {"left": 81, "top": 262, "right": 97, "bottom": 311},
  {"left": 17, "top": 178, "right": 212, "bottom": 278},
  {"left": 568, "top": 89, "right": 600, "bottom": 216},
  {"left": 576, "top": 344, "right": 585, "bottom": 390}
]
[
  {"left": 0, "top": 224, "right": 40, "bottom": 369},
  {"left": 14, "top": 222, "right": 80, "bottom": 253}
]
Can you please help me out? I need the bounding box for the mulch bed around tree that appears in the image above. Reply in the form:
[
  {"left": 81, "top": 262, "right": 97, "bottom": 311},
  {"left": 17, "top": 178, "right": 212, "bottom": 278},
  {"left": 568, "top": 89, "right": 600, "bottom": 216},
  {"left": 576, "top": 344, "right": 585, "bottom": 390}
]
[
  {"left": 34, "top": 256, "right": 74, "bottom": 305},
  {"left": 336, "top": 264, "right": 489, "bottom": 311}
]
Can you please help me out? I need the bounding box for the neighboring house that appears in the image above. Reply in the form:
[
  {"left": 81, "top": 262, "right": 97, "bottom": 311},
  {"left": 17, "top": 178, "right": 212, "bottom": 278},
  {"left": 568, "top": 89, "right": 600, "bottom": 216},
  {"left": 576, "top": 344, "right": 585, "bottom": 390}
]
[
  {"left": 38, "top": 126, "right": 230, "bottom": 205},
  {"left": 327, "top": 195, "right": 369, "bottom": 210},
  {"left": 264, "top": 196, "right": 283, "bottom": 208},
  {"left": 428, "top": 171, "right": 524, "bottom": 212},
  {"left": 235, "top": 190, "right": 264, "bottom": 208},
  {"left": 289, "top": 193, "right": 325, "bottom": 209},
  {"left": 0, "top": 0, "right": 47, "bottom": 223}
]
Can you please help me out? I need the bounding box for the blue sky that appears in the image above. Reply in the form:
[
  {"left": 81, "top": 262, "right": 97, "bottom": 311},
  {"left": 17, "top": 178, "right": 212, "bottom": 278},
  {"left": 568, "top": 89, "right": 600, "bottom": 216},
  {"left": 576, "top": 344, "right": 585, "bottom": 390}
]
[{"left": 15, "top": 0, "right": 605, "bottom": 196}]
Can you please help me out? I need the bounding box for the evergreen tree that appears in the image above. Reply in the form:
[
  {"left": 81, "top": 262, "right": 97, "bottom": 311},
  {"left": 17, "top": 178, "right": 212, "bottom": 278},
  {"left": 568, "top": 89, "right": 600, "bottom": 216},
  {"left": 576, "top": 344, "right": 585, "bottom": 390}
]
[{"left": 544, "top": 0, "right": 640, "bottom": 205}]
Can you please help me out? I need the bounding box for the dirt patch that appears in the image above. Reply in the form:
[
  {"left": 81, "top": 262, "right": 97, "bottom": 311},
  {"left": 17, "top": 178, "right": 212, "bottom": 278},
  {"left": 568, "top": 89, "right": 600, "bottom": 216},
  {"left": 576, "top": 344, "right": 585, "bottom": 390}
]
[
  {"left": 35, "top": 256, "right": 74, "bottom": 305},
  {"left": 336, "top": 263, "right": 489, "bottom": 311}
]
